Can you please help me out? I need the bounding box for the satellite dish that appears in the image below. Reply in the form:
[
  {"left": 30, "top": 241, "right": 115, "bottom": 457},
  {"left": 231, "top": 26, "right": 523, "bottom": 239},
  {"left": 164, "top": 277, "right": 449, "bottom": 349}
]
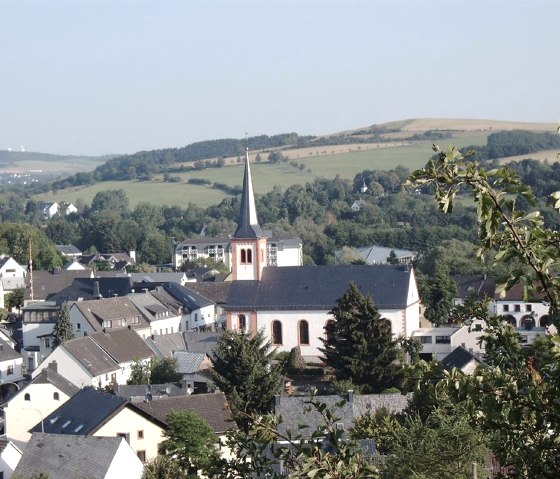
[
  {"left": 165, "top": 387, "right": 171, "bottom": 395},
  {"left": 187, "top": 386, "right": 193, "bottom": 395}
]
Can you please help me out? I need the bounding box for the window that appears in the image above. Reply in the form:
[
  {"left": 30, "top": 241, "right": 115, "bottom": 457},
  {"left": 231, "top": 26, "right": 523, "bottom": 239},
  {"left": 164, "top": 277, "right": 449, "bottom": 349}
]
[
  {"left": 24, "top": 393, "right": 30, "bottom": 401},
  {"left": 137, "top": 450, "right": 147, "bottom": 463},
  {"left": 514, "top": 304, "right": 521, "bottom": 312},
  {"left": 240, "top": 248, "right": 252, "bottom": 264},
  {"left": 526, "top": 304, "right": 533, "bottom": 312},
  {"left": 298, "top": 320, "right": 309, "bottom": 345},
  {"left": 419, "top": 336, "right": 432, "bottom": 344},
  {"left": 44, "top": 338, "right": 51, "bottom": 348},
  {"left": 132, "top": 316, "right": 140, "bottom": 324},
  {"left": 272, "top": 320, "right": 283, "bottom": 345},
  {"left": 195, "top": 313, "right": 198, "bottom": 322},
  {"left": 137, "top": 430, "right": 144, "bottom": 439},
  {"left": 324, "top": 320, "right": 335, "bottom": 342},
  {"left": 247, "top": 249, "right": 252, "bottom": 264},
  {"left": 76, "top": 323, "right": 81, "bottom": 331},
  {"left": 435, "top": 336, "right": 451, "bottom": 344},
  {"left": 7, "top": 365, "right": 13, "bottom": 375},
  {"left": 53, "top": 392, "right": 60, "bottom": 400},
  {"left": 103, "top": 320, "right": 112, "bottom": 329},
  {"left": 502, "top": 304, "right": 509, "bottom": 312},
  {"left": 238, "top": 314, "right": 246, "bottom": 331}
]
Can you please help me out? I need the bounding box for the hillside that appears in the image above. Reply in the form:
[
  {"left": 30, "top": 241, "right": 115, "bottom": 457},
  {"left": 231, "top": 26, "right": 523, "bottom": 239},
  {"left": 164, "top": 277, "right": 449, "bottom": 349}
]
[
  {"left": 34, "top": 118, "right": 558, "bottom": 208},
  {"left": 0, "top": 150, "right": 112, "bottom": 175}
]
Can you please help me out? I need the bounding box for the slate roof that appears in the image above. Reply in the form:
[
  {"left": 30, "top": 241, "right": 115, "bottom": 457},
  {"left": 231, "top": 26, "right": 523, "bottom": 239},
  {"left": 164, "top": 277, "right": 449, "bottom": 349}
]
[
  {"left": 131, "top": 392, "right": 235, "bottom": 434},
  {"left": 31, "top": 387, "right": 129, "bottom": 435},
  {"left": 13, "top": 433, "right": 128, "bottom": 479},
  {"left": 29, "top": 365, "right": 80, "bottom": 397},
  {"left": 145, "top": 332, "right": 187, "bottom": 358},
  {"left": 442, "top": 346, "right": 481, "bottom": 371},
  {"left": 183, "top": 331, "right": 220, "bottom": 355},
  {"left": 452, "top": 274, "right": 496, "bottom": 300},
  {"left": 227, "top": 264, "right": 414, "bottom": 310},
  {"left": 48, "top": 277, "right": 134, "bottom": 302},
  {"left": 335, "top": 245, "right": 416, "bottom": 265},
  {"left": 128, "top": 272, "right": 187, "bottom": 284},
  {"left": 0, "top": 337, "right": 22, "bottom": 362},
  {"left": 72, "top": 296, "right": 150, "bottom": 332},
  {"left": 275, "top": 393, "right": 410, "bottom": 437},
  {"left": 173, "top": 351, "right": 208, "bottom": 374},
  {"left": 90, "top": 328, "right": 154, "bottom": 363},
  {"left": 128, "top": 291, "right": 176, "bottom": 323},
  {"left": 55, "top": 244, "right": 82, "bottom": 256},
  {"left": 163, "top": 283, "right": 215, "bottom": 311},
  {"left": 62, "top": 337, "right": 120, "bottom": 376},
  {"left": 114, "top": 382, "right": 187, "bottom": 402},
  {"left": 182, "top": 281, "right": 232, "bottom": 305},
  {"left": 25, "top": 270, "right": 93, "bottom": 301}
]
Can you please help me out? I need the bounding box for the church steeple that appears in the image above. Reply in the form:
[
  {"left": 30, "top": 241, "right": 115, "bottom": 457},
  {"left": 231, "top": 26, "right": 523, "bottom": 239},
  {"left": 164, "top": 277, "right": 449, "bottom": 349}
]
[{"left": 233, "top": 148, "right": 263, "bottom": 239}]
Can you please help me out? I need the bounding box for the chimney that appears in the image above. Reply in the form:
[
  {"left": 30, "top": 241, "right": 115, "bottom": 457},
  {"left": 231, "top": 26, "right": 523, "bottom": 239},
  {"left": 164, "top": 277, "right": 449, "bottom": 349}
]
[
  {"left": 348, "top": 389, "right": 354, "bottom": 403},
  {"left": 48, "top": 361, "right": 57, "bottom": 372},
  {"left": 93, "top": 281, "right": 101, "bottom": 298},
  {"left": 129, "top": 250, "right": 136, "bottom": 262}
]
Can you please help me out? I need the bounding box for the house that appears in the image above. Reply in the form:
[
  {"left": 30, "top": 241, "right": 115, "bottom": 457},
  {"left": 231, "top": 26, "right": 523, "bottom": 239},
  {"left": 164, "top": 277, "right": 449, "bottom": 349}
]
[
  {"left": 63, "top": 258, "right": 89, "bottom": 271},
  {"left": 129, "top": 291, "right": 182, "bottom": 336},
  {"left": 3, "top": 363, "right": 79, "bottom": 449},
  {"left": 30, "top": 387, "right": 166, "bottom": 462},
  {"left": 114, "top": 382, "right": 189, "bottom": 403},
  {"left": 77, "top": 251, "right": 136, "bottom": 272},
  {"left": 215, "top": 151, "right": 421, "bottom": 359},
  {"left": 20, "top": 300, "right": 60, "bottom": 372},
  {"left": 48, "top": 276, "right": 134, "bottom": 303},
  {"left": 442, "top": 346, "right": 482, "bottom": 374},
  {"left": 0, "top": 256, "right": 26, "bottom": 310},
  {"left": 41, "top": 202, "right": 59, "bottom": 219},
  {"left": 14, "top": 433, "right": 144, "bottom": 478},
  {"left": 128, "top": 271, "right": 189, "bottom": 286},
  {"left": 132, "top": 391, "right": 236, "bottom": 457},
  {"left": 69, "top": 296, "right": 151, "bottom": 338},
  {"left": 178, "top": 282, "right": 232, "bottom": 329},
  {"left": 31, "top": 329, "right": 154, "bottom": 389},
  {"left": 145, "top": 332, "right": 187, "bottom": 359},
  {"left": 173, "top": 351, "right": 213, "bottom": 394},
  {"left": 0, "top": 439, "right": 22, "bottom": 479},
  {"left": 63, "top": 202, "right": 78, "bottom": 215},
  {"left": 24, "top": 268, "right": 93, "bottom": 304},
  {"left": 0, "top": 338, "right": 24, "bottom": 394},
  {"left": 335, "top": 245, "right": 417, "bottom": 265},
  {"left": 412, "top": 322, "right": 485, "bottom": 361},
  {"left": 55, "top": 244, "right": 82, "bottom": 258},
  {"left": 350, "top": 199, "right": 367, "bottom": 211}
]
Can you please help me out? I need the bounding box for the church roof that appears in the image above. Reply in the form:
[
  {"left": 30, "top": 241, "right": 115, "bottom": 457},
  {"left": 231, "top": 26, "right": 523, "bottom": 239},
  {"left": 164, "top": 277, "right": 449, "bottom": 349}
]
[
  {"left": 227, "top": 264, "right": 414, "bottom": 310},
  {"left": 233, "top": 150, "right": 263, "bottom": 239}
]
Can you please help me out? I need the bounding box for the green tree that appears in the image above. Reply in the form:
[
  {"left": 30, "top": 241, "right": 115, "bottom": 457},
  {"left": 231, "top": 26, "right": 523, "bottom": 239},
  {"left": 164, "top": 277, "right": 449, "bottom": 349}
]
[
  {"left": 418, "top": 261, "right": 458, "bottom": 326},
  {"left": 143, "top": 455, "right": 187, "bottom": 479},
  {"left": 211, "top": 330, "right": 284, "bottom": 431},
  {"left": 90, "top": 189, "right": 130, "bottom": 215},
  {"left": 161, "top": 410, "right": 220, "bottom": 478},
  {"left": 127, "top": 358, "right": 151, "bottom": 385},
  {"left": 5, "top": 287, "right": 24, "bottom": 310},
  {"left": 320, "top": 283, "right": 403, "bottom": 393},
  {"left": 150, "top": 357, "right": 181, "bottom": 384},
  {"left": 386, "top": 250, "right": 399, "bottom": 264},
  {"left": 407, "top": 143, "right": 560, "bottom": 477},
  {"left": 52, "top": 303, "right": 75, "bottom": 346}
]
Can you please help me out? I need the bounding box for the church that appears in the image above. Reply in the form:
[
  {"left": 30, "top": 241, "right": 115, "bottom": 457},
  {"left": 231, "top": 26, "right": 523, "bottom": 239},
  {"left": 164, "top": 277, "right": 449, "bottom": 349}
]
[{"left": 223, "top": 150, "right": 421, "bottom": 360}]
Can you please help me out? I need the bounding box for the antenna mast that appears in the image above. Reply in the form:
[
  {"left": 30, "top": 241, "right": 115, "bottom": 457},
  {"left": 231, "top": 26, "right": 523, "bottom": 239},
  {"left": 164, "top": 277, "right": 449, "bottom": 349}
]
[{"left": 29, "top": 236, "right": 34, "bottom": 302}]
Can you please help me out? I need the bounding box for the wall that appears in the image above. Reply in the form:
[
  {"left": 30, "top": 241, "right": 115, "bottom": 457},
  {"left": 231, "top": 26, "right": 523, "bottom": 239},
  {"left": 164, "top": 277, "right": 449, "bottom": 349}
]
[{"left": 105, "top": 440, "right": 144, "bottom": 479}]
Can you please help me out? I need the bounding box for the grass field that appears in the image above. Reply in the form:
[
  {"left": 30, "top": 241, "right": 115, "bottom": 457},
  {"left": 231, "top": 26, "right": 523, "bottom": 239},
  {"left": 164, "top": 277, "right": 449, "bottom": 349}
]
[{"left": 34, "top": 135, "right": 491, "bottom": 209}]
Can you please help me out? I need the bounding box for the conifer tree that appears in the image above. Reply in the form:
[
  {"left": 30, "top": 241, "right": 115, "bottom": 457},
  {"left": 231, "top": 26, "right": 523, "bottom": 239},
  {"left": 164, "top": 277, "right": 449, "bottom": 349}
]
[
  {"left": 211, "top": 330, "right": 283, "bottom": 431},
  {"left": 320, "top": 283, "right": 402, "bottom": 393},
  {"left": 52, "top": 303, "right": 75, "bottom": 347}
]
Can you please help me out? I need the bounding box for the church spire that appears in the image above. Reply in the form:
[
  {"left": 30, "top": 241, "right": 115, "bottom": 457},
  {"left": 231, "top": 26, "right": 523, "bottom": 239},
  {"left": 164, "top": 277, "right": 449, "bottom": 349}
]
[{"left": 233, "top": 148, "right": 263, "bottom": 239}]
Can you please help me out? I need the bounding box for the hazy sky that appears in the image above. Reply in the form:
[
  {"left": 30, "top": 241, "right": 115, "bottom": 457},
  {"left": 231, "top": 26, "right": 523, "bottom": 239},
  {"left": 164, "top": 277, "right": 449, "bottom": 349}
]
[{"left": 1, "top": 0, "right": 558, "bottom": 156}]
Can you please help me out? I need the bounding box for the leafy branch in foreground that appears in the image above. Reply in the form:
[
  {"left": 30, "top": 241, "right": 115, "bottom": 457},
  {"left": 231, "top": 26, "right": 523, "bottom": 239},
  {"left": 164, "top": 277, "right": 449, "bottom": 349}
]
[{"left": 407, "top": 144, "right": 560, "bottom": 318}]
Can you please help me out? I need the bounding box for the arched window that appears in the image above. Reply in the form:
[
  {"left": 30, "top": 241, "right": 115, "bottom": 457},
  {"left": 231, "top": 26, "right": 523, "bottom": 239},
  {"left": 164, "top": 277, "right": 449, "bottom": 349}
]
[
  {"left": 240, "top": 249, "right": 246, "bottom": 264},
  {"left": 272, "top": 320, "right": 283, "bottom": 345},
  {"left": 24, "top": 393, "right": 30, "bottom": 401},
  {"left": 238, "top": 314, "right": 246, "bottom": 331},
  {"left": 299, "top": 320, "right": 309, "bottom": 345},
  {"left": 503, "top": 315, "right": 517, "bottom": 327},
  {"left": 381, "top": 318, "right": 392, "bottom": 334},
  {"left": 247, "top": 249, "right": 252, "bottom": 264},
  {"left": 53, "top": 392, "right": 60, "bottom": 401},
  {"left": 540, "top": 315, "right": 551, "bottom": 327},
  {"left": 521, "top": 315, "right": 535, "bottom": 330}
]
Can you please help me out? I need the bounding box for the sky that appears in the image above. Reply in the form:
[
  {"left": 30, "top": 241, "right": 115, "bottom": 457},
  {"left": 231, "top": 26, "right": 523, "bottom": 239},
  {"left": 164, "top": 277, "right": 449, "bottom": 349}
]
[{"left": 1, "top": 0, "right": 559, "bottom": 156}]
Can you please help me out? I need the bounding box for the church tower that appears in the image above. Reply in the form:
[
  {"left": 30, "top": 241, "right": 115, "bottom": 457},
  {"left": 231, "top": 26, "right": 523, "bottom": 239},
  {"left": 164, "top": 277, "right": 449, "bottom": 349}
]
[{"left": 231, "top": 148, "right": 267, "bottom": 281}]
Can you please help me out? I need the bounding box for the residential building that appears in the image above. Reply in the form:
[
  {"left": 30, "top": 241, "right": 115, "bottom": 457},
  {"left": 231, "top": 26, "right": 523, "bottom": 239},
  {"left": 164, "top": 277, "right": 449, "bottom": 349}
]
[
  {"left": 30, "top": 387, "right": 166, "bottom": 462},
  {"left": 20, "top": 300, "right": 60, "bottom": 372},
  {"left": 0, "top": 439, "right": 22, "bottom": 479},
  {"left": 4, "top": 364, "right": 79, "bottom": 449},
  {"left": 335, "top": 245, "right": 417, "bottom": 265},
  {"left": 412, "top": 322, "right": 485, "bottom": 361},
  {"left": 13, "top": 433, "right": 144, "bottom": 478},
  {"left": 31, "top": 329, "right": 154, "bottom": 389}
]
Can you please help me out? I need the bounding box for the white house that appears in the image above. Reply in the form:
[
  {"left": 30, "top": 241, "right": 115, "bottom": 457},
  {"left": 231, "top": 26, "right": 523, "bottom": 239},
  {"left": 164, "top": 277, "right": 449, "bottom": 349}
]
[
  {"left": 20, "top": 301, "right": 60, "bottom": 373},
  {"left": 0, "top": 338, "right": 24, "bottom": 392},
  {"left": 41, "top": 202, "right": 59, "bottom": 219},
  {"left": 13, "top": 433, "right": 144, "bottom": 479},
  {"left": 3, "top": 364, "right": 79, "bottom": 449},
  {"left": 0, "top": 439, "right": 22, "bottom": 479},
  {"left": 0, "top": 256, "right": 26, "bottom": 310},
  {"left": 31, "top": 329, "right": 154, "bottom": 389},
  {"left": 128, "top": 291, "right": 182, "bottom": 336}
]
